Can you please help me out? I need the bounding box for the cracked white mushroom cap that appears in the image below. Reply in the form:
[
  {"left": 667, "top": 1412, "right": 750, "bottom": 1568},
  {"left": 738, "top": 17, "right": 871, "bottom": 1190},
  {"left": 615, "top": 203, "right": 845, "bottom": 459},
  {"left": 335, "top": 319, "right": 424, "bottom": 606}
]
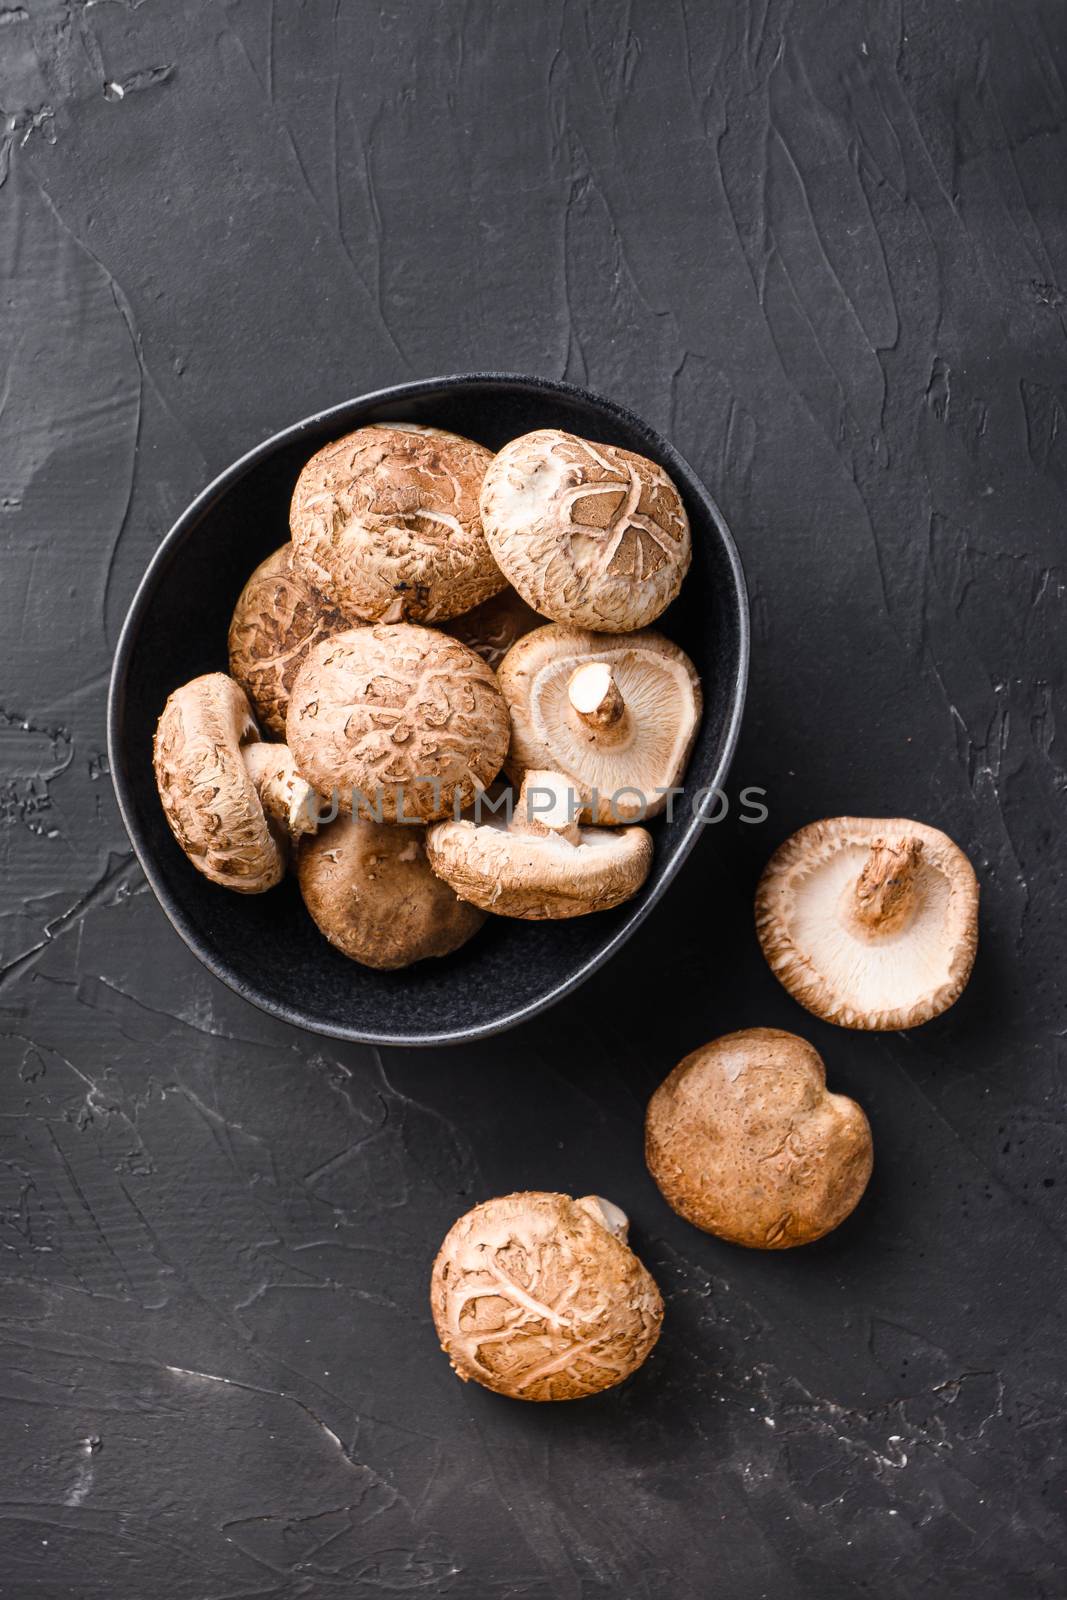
[
  {"left": 430, "top": 1191, "right": 663, "bottom": 1400},
  {"left": 755, "top": 818, "right": 979, "bottom": 1030},
  {"left": 286, "top": 624, "right": 510, "bottom": 824},
  {"left": 297, "top": 815, "right": 485, "bottom": 970},
  {"left": 227, "top": 543, "right": 349, "bottom": 738},
  {"left": 479, "top": 429, "right": 691, "bottom": 632},
  {"left": 153, "top": 674, "right": 318, "bottom": 893},
  {"left": 425, "top": 770, "right": 653, "bottom": 919},
  {"left": 645, "top": 1029, "right": 873, "bottom": 1249},
  {"left": 289, "top": 423, "right": 505, "bottom": 624},
  {"left": 498, "top": 624, "right": 702, "bottom": 823}
]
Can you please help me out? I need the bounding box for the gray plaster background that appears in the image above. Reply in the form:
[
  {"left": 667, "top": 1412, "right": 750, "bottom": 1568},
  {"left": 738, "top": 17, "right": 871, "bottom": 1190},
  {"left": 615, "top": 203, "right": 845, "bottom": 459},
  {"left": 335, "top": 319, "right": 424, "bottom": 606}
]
[{"left": 1, "top": 1, "right": 1065, "bottom": 1596}]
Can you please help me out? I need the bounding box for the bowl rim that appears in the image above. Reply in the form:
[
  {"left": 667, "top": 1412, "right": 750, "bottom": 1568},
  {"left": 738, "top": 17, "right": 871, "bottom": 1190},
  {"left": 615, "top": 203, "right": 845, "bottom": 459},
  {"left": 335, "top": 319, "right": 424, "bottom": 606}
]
[{"left": 107, "top": 371, "right": 749, "bottom": 1046}]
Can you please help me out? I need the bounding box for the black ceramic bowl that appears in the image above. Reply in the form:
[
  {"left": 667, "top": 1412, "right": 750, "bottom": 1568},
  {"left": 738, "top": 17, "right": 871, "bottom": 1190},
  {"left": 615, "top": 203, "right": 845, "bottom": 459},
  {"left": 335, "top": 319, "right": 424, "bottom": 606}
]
[{"left": 109, "top": 375, "right": 748, "bottom": 1045}]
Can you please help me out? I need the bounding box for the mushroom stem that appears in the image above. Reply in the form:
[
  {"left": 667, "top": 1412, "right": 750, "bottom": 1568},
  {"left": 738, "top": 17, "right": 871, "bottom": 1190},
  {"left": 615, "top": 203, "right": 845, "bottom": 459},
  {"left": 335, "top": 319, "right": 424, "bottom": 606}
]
[
  {"left": 850, "top": 836, "right": 923, "bottom": 936},
  {"left": 242, "top": 743, "right": 319, "bottom": 839},
  {"left": 514, "top": 769, "right": 582, "bottom": 846},
  {"left": 577, "top": 1195, "right": 630, "bottom": 1242},
  {"left": 567, "top": 662, "right": 627, "bottom": 737}
]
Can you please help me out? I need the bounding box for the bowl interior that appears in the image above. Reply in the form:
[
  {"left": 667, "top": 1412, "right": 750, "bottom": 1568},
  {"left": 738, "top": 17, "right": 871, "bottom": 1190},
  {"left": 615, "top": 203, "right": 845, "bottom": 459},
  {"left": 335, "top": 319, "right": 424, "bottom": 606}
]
[{"left": 109, "top": 375, "right": 747, "bottom": 1044}]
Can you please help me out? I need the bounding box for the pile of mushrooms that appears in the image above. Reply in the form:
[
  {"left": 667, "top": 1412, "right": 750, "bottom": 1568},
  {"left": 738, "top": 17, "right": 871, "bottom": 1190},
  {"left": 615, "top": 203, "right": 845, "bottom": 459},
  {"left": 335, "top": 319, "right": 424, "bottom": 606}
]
[
  {"left": 152, "top": 411, "right": 984, "bottom": 1406},
  {"left": 154, "top": 420, "right": 699, "bottom": 968}
]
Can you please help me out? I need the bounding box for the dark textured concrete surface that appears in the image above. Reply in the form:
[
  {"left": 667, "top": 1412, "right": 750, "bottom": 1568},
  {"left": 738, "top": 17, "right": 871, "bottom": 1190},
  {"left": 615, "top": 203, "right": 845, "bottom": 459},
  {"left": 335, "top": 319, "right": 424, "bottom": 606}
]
[{"left": 2, "top": 2, "right": 1065, "bottom": 1596}]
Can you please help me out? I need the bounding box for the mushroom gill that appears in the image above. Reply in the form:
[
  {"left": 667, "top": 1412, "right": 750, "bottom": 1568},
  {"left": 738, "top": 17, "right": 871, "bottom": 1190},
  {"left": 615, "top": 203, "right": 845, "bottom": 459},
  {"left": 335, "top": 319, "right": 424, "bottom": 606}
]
[{"left": 755, "top": 817, "right": 979, "bottom": 1030}]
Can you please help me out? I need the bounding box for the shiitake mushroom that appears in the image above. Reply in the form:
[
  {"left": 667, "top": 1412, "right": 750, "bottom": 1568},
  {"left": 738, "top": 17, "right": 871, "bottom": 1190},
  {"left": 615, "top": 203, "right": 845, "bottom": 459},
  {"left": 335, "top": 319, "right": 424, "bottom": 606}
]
[
  {"left": 646, "top": 1029, "right": 873, "bottom": 1249},
  {"left": 430, "top": 1191, "right": 663, "bottom": 1401}
]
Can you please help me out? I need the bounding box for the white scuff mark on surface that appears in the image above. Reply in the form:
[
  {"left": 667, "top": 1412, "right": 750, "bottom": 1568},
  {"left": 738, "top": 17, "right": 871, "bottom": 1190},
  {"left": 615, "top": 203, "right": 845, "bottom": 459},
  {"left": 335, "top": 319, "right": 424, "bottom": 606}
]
[
  {"left": 64, "top": 1436, "right": 100, "bottom": 1507},
  {"left": 165, "top": 1366, "right": 347, "bottom": 1454}
]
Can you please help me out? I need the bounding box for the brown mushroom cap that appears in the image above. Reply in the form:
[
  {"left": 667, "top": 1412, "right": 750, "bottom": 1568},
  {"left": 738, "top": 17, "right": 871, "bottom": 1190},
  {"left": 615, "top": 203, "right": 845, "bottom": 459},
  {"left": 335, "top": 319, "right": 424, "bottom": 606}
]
[
  {"left": 645, "top": 1028, "right": 873, "bottom": 1249},
  {"left": 498, "top": 624, "right": 702, "bottom": 823},
  {"left": 298, "top": 814, "right": 485, "bottom": 970},
  {"left": 430, "top": 1191, "right": 664, "bottom": 1400},
  {"left": 479, "top": 429, "right": 691, "bottom": 632},
  {"left": 227, "top": 544, "right": 348, "bottom": 738},
  {"left": 289, "top": 423, "right": 505, "bottom": 624},
  {"left": 154, "top": 674, "right": 318, "bottom": 893},
  {"left": 286, "top": 624, "right": 510, "bottom": 824},
  {"left": 441, "top": 585, "right": 543, "bottom": 670},
  {"left": 425, "top": 770, "right": 653, "bottom": 919},
  {"left": 755, "top": 818, "right": 979, "bottom": 1030}
]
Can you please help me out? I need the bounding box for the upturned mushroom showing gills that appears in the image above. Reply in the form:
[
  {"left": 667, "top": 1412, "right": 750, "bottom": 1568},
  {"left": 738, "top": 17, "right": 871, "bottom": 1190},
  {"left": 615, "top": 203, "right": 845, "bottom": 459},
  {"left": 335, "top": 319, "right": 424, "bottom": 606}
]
[
  {"left": 498, "top": 624, "right": 702, "bottom": 823},
  {"left": 479, "top": 429, "right": 691, "bottom": 632},
  {"left": 298, "top": 815, "right": 485, "bottom": 970},
  {"left": 289, "top": 422, "right": 506, "bottom": 625},
  {"left": 286, "top": 624, "right": 510, "bottom": 824},
  {"left": 645, "top": 1029, "right": 873, "bottom": 1249},
  {"left": 227, "top": 543, "right": 348, "bottom": 738},
  {"left": 153, "top": 674, "right": 319, "bottom": 892},
  {"left": 425, "top": 770, "right": 653, "bottom": 919},
  {"left": 430, "top": 1192, "right": 663, "bottom": 1400},
  {"left": 755, "top": 818, "right": 979, "bottom": 1030}
]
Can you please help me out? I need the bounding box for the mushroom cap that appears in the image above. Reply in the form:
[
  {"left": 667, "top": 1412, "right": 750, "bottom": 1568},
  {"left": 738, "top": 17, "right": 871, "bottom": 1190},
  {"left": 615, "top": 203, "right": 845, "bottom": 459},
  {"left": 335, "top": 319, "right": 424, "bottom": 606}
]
[
  {"left": 442, "top": 585, "right": 543, "bottom": 670},
  {"left": 755, "top": 817, "right": 979, "bottom": 1030},
  {"left": 153, "top": 674, "right": 286, "bottom": 892},
  {"left": 498, "top": 624, "right": 702, "bottom": 823},
  {"left": 645, "top": 1028, "right": 873, "bottom": 1249},
  {"left": 430, "top": 1191, "right": 663, "bottom": 1400},
  {"left": 227, "top": 544, "right": 348, "bottom": 738},
  {"left": 298, "top": 814, "right": 485, "bottom": 970},
  {"left": 479, "top": 429, "right": 691, "bottom": 632},
  {"left": 286, "top": 624, "right": 510, "bottom": 823},
  {"left": 425, "top": 806, "right": 653, "bottom": 919},
  {"left": 289, "top": 423, "right": 505, "bottom": 624}
]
